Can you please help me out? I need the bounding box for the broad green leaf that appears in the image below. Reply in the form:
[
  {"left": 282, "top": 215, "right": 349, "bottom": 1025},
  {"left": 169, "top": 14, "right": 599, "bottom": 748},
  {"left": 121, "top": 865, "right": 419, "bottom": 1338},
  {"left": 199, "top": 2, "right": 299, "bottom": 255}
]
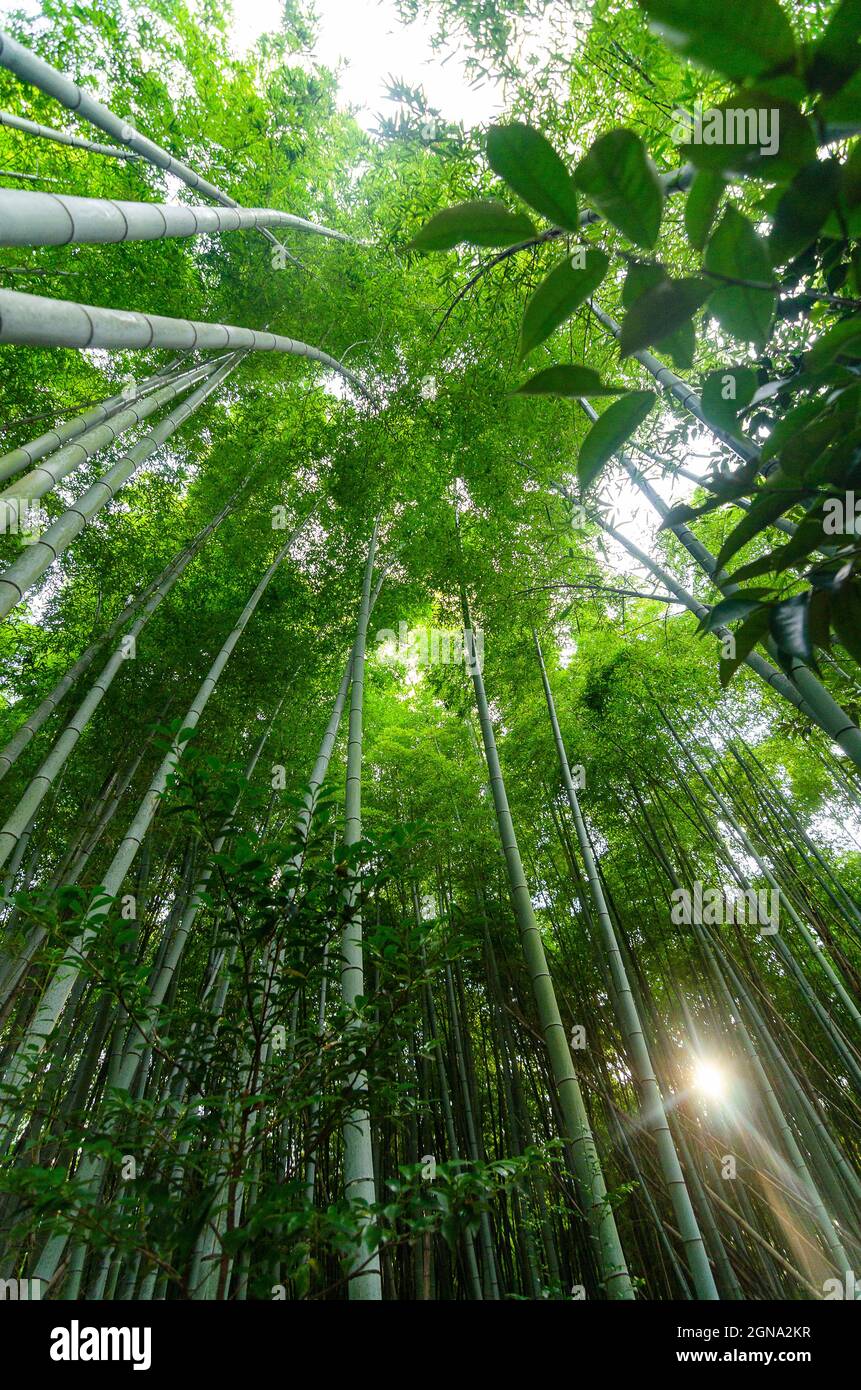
[
  {"left": 820, "top": 69, "right": 861, "bottom": 124},
  {"left": 686, "top": 98, "right": 815, "bottom": 180},
  {"left": 639, "top": 0, "right": 798, "bottom": 82},
  {"left": 704, "top": 208, "right": 775, "bottom": 349},
  {"left": 808, "top": 423, "right": 861, "bottom": 487},
  {"left": 622, "top": 264, "right": 699, "bottom": 367},
  {"left": 731, "top": 504, "right": 826, "bottom": 579},
  {"left": 808, "top": 587, "right": 833, "bottom": 652},
  {"left": 715, "top": 470, "right": 807, "bottom": 571},
  {"left": 487, "top": 123, "right": 580, "bottom": 231},
  {"left": 832, "top": 580, "right": 861, "bottom": 664},
  {"left": 806, "top": 318, "right": 861, "bottom": 371},
  {"left": 699, "top": 594, "right": 768, "bottom": 632},
  {"left": 719, "top": 605, "right": 772, "bottom": 685},
  {"left": 407, "top": 200, "right": 535, "bottom": 251},
  {"left": 578, "top": 390, "right": 656, "bottom": 492},
  {"left": 685, "top": 171, "right": 725, "bottom": 250},
  {"left": 622, "top": 262, "right": 665, "bottom": 307},
  {"left": 769, "top": 159, "right": 841, "bottom": 264},
  {"left": 514, "top": 364, "right": 626, "bottom": 397},
  {"left": 700, "top": 367, "right": 758, "bottom": 436},
  {"left": 518, "top": 249, "right": 609, "bottom": 358},
  {"left": 781, "top": 405, "right": 858, "bottom": 478},
  {"left": 576, "top": 130, "right": 663, "bottom": 249},
  {"left": 848, "top": 138, "right": 861, "bottom": 199},
  {"left": 806, "top": 0, "right": 861, "bottom": 95},
  {"left": 619, "top": 276, "right": 712, "bottom": 358},
  {"left": 770, "top": 593, "right": 813, "bottom": 663},
  {"left": 760, "top": 396, "right": 824, "bottom": 462}
]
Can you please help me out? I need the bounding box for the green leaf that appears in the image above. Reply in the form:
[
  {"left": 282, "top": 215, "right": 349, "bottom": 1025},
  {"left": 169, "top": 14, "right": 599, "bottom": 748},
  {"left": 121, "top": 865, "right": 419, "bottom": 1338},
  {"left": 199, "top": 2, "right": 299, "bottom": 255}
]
[
  {"left": 715, "top": 470, "right": 807, "bottom": 571},
  {"left": 639, "top": 0, "right": 798, "bottom": 82},
  {"left": 806, "top": 0, "right": 861, "bottom": 95},
  {"left": 514, "top": 364, "right": 626, "bottom": 397},
  {"left": 686, "top": 98, "right": 815, "bottom": 180},
  {"left": 576, "top": 130, "right": 663, "bottom": 249},
  {"left": 808, "top": 587, "right": 833, "bottom": 652},
  {"left": 719, "top": 606, "right": 772, "bottom": 685},
  {"left": 769, "top": 159, "right": 841, "bottom": 265},
  {"left": 700, "top": 367, "right": 758, "bottom": 436},
  {"left": 518, "top": 249, "right": 609, "bottom": 358},
  {"left": 685, "top": 171, "right": 725, "bottom": 250},
  {"left": 704, "top": 208, "right": 775, "bottom": 349},
  {"left": 699, "top": 594, "right": 767, "bottom": 632},
  {"left": 832, "top": 579, "right": 861, "bottom": 664},
  {"left": 730, "top": 504, "right": 826, "bottom": 579},
  {"left": 806, "top": 318, "right": 861, "bottom": 372},
  {"left": 820, "top": 67, "right": 861, "bottom": 125},
  {"left": 760, "top": 396, "right": 824, "bottom": 462},
  {"left": 407, "top": 200, "right": 535, "bottom": 251},
  {"left": 577, "top": 391, "right": 656, "bottom": 492},
  {"left": 487, "top": 123, "right": 580, "bottom": 232},
  {"left": 770, "top": 593, "right": 813, "bottom": 663},
  {"left": 622, "top": 261, "right": 665, "bottom": 307},
  {"left": 619, "top": 276, "right": 712, "bottom": 358}
]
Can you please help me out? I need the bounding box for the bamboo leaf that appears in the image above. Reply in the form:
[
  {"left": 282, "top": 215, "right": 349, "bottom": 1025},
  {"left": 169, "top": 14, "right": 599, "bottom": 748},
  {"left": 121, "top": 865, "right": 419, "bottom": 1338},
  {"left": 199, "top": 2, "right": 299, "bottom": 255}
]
[
  {"left": 714, "top": 471, "right": 807, "bottom": 571},
  {"left": 770, "top": 592, "right": 814, "bottom": 663},
  {"left": 699, "top": 594, "right": 768, "bottom": 632},
  {"left": 831, "top": 579, "right": 861, "bottom": 663}
]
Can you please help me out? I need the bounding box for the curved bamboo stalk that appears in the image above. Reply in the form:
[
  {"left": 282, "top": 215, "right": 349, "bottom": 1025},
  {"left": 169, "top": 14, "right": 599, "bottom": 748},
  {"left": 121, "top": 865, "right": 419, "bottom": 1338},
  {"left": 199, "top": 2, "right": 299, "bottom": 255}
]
[
  {"left": 0, "top": 483, "right": 248, "bottom": 876},
  {"left": 0, "top": 106, "right": 142, "bottom": 158},
  {"left": 0, "top": 471, "right": 251, "bottom": 780},
  {"left": 0, "top": 29, "right": 349, "bottom": 247},
  {"left": 0, "top": 288, "right": 368, "bottom": 396},
  {"left": 0, "top": 188, "right": 354, "bottom": 247}
]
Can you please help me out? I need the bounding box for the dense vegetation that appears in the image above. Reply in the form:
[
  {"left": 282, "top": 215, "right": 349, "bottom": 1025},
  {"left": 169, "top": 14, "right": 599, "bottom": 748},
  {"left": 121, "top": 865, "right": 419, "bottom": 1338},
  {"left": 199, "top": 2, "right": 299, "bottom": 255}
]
[{"left": 0, "top": 0, "right": 860, "bottom": 1304}]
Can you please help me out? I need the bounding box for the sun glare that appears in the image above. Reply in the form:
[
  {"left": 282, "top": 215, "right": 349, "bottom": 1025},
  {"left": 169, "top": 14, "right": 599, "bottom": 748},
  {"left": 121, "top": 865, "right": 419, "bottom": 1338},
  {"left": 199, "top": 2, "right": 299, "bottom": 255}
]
[{"left": 693, "top": 1060, "right": 726, "bottom": 1100}]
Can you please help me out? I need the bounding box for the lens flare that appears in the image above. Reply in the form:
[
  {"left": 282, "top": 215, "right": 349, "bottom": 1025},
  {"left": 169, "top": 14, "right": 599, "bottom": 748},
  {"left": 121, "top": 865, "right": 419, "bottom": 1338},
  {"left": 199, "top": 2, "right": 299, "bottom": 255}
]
[{"left": 694, "top": 1059, "right": 725, "bottom": 1099}]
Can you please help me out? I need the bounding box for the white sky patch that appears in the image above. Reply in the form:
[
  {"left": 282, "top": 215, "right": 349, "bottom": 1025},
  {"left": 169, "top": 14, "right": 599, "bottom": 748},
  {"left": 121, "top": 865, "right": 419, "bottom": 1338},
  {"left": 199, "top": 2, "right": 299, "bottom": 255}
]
[{"left": 230, "top": 0, "right": 504, "bottom": 132}]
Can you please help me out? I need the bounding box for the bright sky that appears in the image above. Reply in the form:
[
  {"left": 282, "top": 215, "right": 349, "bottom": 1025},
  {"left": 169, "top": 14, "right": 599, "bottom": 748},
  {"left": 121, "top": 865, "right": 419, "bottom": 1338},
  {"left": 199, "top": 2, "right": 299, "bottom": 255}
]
[{"left": 231, "top": 0, "right": 505, "bottom": 131}]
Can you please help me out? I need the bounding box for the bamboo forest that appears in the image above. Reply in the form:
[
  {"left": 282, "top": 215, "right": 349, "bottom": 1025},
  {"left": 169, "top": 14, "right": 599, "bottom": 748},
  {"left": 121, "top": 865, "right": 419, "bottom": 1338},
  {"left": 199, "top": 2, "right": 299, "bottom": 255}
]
[{"left": 1, "top": 0, "right": 861, "bottom": 1332}]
